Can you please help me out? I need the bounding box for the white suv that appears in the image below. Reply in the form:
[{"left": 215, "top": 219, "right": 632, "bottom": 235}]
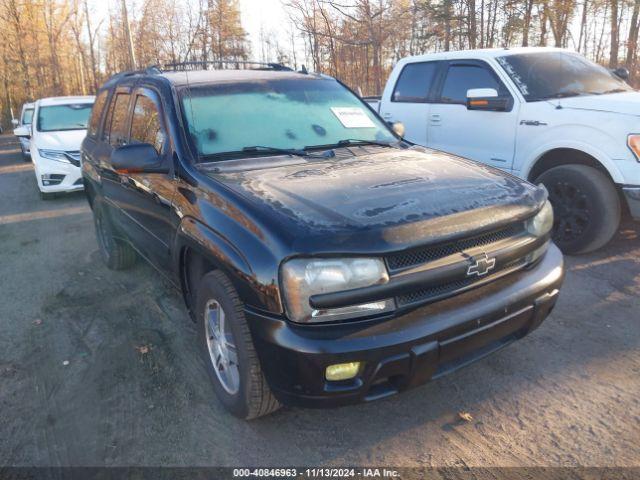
[
  {"left": 371, "top": 47, "right": 640, "bottom": 254},
  {"left": 15, "top": 96, "right": 94, "bottom": 200}
]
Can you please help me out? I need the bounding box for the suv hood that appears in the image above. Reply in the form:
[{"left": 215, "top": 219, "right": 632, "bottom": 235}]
[
  {"left": 204, "top": 147, "right": 546, "bottom": 250},
  {"left": 34, "top": 129, "right": 87, "bottom": 150},
  {"left": 550, "top": 91, "right": 640, "bottom": 116}
]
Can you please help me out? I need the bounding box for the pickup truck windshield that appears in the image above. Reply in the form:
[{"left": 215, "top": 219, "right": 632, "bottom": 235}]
[
  {"left": 180, "top": 78, "right": 396, "bottom": 159},
  {"left": 497, "top": 52, "right": 632, "bottom": 101},
  {"left": 37, "top": 104, "right": 93, "bottom": 132}
]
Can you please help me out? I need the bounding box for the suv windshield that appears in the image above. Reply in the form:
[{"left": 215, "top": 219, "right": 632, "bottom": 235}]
[
  {"left": 22, "top": 108, "right": 34, "bottom": 125},
  {"left": 180, "top": 78, "right": 396, "bottom": 159},
  {"left": 497, "top": 52, "right": 632, "bottom": 102},
  {"left": 37, "top": 103, "right": 93, "bottom": 132}
]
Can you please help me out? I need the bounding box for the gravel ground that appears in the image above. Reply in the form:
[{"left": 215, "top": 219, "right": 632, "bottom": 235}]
[{"left": 0, "top": 133, "right": 638, "bottom": 468}]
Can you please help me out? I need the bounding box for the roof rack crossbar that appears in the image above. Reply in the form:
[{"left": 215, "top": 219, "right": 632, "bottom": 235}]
[{"left": 161, "top": 60, "right": 293, "bottom": 72}]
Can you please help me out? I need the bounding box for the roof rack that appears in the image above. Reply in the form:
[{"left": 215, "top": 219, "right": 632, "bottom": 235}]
[{"left": 161, "top": 60, "right": 293, "bottom": 72}]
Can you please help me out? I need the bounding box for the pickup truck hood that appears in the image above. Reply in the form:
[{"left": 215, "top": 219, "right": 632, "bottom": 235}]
[
  {"left": 34, "top": 129, "right": 87, "bottom": 150},
  {"left": 550, "top": 91, "right": 640, "bottom": 116},
  {"left": 205, "top": 147, "right": 546, "bottom": 249}
]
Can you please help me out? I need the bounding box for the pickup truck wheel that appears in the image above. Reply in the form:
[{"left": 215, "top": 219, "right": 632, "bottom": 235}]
[
  {"left": 93, "top": 206, "right": 137, "bottom": 270},
  {"left": 536, "top": 165, "right": 620, "bottom": 254},
  {"left": 196, "top": 270, "right": 280, "bottom": 419}
]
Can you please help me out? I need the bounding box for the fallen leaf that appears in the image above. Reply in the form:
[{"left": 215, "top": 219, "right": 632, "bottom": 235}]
[
  {"left": 33, "top": 319, "right": 42, "bottom": 326},
  {"left": 458, "top": 411, "right": 473, "bottom": 422},
  {"left": 136, "top": 345, "right": 150, "bottom": 354},
  {"left": 62, "top": 360, "right": 70, "bottom": 366}
]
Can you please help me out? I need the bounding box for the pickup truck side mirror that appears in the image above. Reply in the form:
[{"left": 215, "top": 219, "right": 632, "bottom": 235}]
[
  {"left": 11, "top": 119, "right": 19, "bottom": 128},
  {"left": 13, "top": 125, "right": 30, "bottom": 138},
  {"left": 612, "top": 67, "right": 629, "bottom": 80},
  {"left": 111, "top": 143, "right": 169, "bottom": 174},
  {"left": 466, "top": 88, "right": 508, "bottom": 112}
]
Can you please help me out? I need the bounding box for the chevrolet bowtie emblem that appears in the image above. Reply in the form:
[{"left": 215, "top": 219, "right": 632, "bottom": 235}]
[{"left": 467, "top": 253, "right": 496, "bottom": 277}]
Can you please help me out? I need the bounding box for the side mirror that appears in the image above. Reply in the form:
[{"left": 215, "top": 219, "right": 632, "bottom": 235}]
[
  {"left": 11, "top": 119, "right": 19, "bottom": 127},
  {"left": 466, "top": 88, "right": 508, "bottom": 112},
  {"left": 111, "top": 143, "right": 168, "bottom": 174},
  {"left": 391, "top": 121, "right": 405, "bottom": 137},
  {"left": 13, "top": 125, "right": 30, "bottom": 138},
  {"left": 612, "top": 67, "right": 629, "bottom": 80}
]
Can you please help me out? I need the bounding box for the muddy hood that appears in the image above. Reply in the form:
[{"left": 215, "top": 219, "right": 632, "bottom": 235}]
[{"left": 206, "top": 147, "right": 546, "bottom": 248}]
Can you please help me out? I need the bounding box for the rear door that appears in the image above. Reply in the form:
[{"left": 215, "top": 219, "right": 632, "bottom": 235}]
[
  {"left": 427, "top": 60, "right": 519, "bottom": 170},
  {"left": 379, "top": 61, "right": 442, "bottom": 145}
]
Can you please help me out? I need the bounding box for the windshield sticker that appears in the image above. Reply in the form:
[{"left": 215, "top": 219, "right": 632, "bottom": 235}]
[
  {"left": 497, "top": 57, "right": 529, "bottom": 96},
  {"left": 331, "top": 107, "right": 376, "bottom": 128}
]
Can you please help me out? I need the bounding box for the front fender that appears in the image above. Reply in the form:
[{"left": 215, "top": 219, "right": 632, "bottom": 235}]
[{"left": 174, "top": 216, "right": 283, "bottom": 314}]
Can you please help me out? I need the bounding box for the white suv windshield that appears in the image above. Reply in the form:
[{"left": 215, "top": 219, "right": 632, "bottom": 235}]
[
  {"left": 181, "top": 78, "right": 396, "bottom": 159},
  {"left": 37, "top": 103, "right": 93, "bottom": 132},
  {"left": 497, "top": 52, "right": 632, "bottom": 101}
]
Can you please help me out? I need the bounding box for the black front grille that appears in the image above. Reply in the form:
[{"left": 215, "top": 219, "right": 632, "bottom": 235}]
[
  {"left": 65, "top": 151, "right": 81, "bottom": 167},
  {"left": 395, "top": 258, "right": 526, "bottom": 308},
  {"left": 386, "top": 224, "right": 522, "bottom": 273}
]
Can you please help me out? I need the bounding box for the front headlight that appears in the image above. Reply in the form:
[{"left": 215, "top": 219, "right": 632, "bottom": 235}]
[
  {"left": 281, "top": 257, "right": 395, "bottom": 323},
  {"left": 628, "top": 134, "right": 640, "bottom": 162},
  {"left": 38, "top": 149, "right": 70, "bottom": 163},
  {"left": 526, "top": 200, "right": 554, "bottom": 237}
]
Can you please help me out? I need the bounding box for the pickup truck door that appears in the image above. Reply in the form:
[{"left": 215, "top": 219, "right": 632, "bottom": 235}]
[
  {"left": 427, "top": 60, "right": 519, "bottom": 171},
  {"left": 378, "top": 61, "right": 441, "bottom": 145}
]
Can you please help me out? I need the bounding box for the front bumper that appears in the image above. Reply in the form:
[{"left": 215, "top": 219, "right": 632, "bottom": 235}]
[
  {"left": 32, "top": 153, "right": 83, "bottom": 193},
  {"left": 623, "top": 186, "right": 640, "bottom": 220},
  {"left": 247, "top": 243, "right": 565, "bottom": 408}
]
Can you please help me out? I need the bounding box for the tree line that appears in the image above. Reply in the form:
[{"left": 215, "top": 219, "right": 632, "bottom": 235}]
[{"left": 1, "top": 0, "right": 638, "bottom": 124}]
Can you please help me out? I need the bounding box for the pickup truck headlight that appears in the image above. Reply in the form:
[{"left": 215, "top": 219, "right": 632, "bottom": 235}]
[
  {"left": 281, "top": 257, "right": 394, "bottom": 323},
  {"left": 526, "top": 200, "right": 554, "bottom": 237},
  {"left": 628, "top": 134, "right": 640, "bottom": 162},
  {"left": 38, "top": 149, "right": 71, "bottom": 164}
]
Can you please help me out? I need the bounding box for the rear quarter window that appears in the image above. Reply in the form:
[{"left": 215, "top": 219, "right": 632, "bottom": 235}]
[{"left": 87, "top": 90, "right": 109, "bottom": 138}]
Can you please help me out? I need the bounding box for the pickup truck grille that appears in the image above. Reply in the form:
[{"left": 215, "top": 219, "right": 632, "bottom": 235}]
[{"left": 386, "top": 224, "right": 522, "bottom": 274}]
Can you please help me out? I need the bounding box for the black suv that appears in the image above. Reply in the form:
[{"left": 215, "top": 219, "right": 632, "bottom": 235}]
[{"left": 82, "top": 62, "right": 565, "bottom": 419}]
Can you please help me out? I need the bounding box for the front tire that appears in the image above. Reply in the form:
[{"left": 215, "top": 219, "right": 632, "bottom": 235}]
[
  {"left": 536, "top": 165, "right": 620, "bottom": 254},
  {"left": 196, "top": 270, "right": 280, "bottom": 419},
  {"left": 93, "top": 204, "right": 137, "bottom": 270}
]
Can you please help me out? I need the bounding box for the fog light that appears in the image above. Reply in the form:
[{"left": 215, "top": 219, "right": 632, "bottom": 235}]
[{"left": 325, "top": 362, "right": 361, "bottom": 381}]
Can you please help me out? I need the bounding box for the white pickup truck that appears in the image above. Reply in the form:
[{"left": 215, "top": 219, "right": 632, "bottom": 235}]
[{"left": 367, "top": 47, "right": 640, "bottom": 254}]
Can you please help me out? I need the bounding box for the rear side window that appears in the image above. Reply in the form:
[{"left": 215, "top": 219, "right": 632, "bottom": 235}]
[
  {"left": 106, "top": 93, "right": 131, "bottom": 147},
  {"left": 87, "top": 90, "right": 109, "bottom": 138},
  {"left": 392, "top": 62, "right": 438, "bottom": 103},
  {"left": 440, "top": 64, "right": 505, "bottom": 104},
  {"left": 130, "top": 94, "right": 165, "bottom": 153}
]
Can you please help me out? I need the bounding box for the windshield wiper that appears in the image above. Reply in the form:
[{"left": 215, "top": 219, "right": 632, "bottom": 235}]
[
  {"left": 242, "top": 145, "right": 325, "bottom": 159},
  {"left": 601, "top": 88, "right": 628, "bottom": 95},
  {"left": 304, "top": 139, "right": 396, "bottom": 150}
]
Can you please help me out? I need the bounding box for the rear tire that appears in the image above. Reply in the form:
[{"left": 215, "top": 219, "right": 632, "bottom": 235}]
[
  {"left": 535, "top": 164, "right": 620, "bottom": 254},
  {"left": 93, "top": 204, "right": 137, "bottom": 270},
  {"left": 196, "top": 270, "right": 280, "bottom": 420}
]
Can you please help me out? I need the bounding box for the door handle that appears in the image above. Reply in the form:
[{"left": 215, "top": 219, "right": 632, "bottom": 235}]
[
  {"left": 382, "top": 112, "right": 392, "bottom": 120},
  {"left": 429, "top": 114, "right": 441, "bottom": 125}
]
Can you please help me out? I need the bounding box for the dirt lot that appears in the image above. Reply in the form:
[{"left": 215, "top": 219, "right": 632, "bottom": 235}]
[{"left": 0, "top": 133, "right": 639, "bottom": 468}]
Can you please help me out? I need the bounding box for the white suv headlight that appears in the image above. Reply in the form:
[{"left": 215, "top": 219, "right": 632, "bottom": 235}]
[
  {"left": 526, "top": 200, "right": 554, "bottom": 237},
  {"left": 281, "top": 257, "right": 394, "bottom": 323},
  {"left": 38, "top": 149, "right": 70, "bottom": 163}
]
